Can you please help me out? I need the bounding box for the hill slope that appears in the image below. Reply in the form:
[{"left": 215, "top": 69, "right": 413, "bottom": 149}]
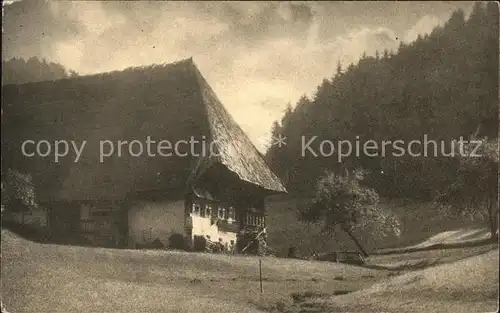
[
  {"left": 2, "top": 228, "right": 497, "bottom": 313},
  {"left": 305, "top": 249, "right": 499, "bottom": 313},
  {"left": 0, "top": 229, "right": 384, "bottom": 313}
]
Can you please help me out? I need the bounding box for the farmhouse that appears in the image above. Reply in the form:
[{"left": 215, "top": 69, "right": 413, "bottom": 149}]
[{"left": 2, "top": 58, "right": 287, "bottom": 251}]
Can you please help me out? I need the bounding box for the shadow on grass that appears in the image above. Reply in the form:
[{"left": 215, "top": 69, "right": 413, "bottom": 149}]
[
  {"left": 362, "top": 259, "right": 436, "bottom": 271},
  {"left": 363, "top": 244, "right": 498, "bottom": 272},
  {"left": 291, "top": 289, "right": 354, "bottom": 303},
  {"left": 373, "top": 237, "right": 497, "bottom": 255},
  {"left": 252, "top": 289, "right": 355, "bottom": 313}
]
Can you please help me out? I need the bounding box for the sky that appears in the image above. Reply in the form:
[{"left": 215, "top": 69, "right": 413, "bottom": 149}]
[{"left": 2, "top": 1, "right": 475, "bottom": 152}]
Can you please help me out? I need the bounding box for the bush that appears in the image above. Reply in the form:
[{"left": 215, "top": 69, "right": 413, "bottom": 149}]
[
  {"left": 169, "top": 233, "right": 187, "bottom": 250},
  {"left": 206, "top": 240, "right": 225, "bottom": 253},
  {"left": 288, "top": 246, "right": 298, "bottom": 258},
  {"left": 151, "top": 238, "right": 164, "bottom": 249}
]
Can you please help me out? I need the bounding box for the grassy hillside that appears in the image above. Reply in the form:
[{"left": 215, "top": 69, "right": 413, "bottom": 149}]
[
  {"left": 2, "top": 227, "right": 497, "bottom": 313},
  {"left": 0, "top": 229, "right": 385, "bottom": 313},
  {"left": 295, "top": 249, "right": 499, "bottom": 313},
  {"left": 265, "top": 196, "right": 485, "bottom": 257}
]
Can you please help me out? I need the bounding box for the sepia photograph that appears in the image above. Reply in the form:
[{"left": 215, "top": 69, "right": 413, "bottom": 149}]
[{"left": 1, "top": 1, "right": 499, "bottom": 313}]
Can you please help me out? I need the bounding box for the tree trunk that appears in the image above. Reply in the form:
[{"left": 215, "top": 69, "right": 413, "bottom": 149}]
[
  {"left": 489, "top": 222, "right": 498, "bottom": 241},
  {"left": 342, "top": 226, "right": 369, "bottom": 257},
  {"left": 487, "top": 203, "right": 498, "bottom": 240}
]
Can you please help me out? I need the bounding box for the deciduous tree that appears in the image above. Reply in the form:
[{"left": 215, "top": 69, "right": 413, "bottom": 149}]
[
  {"left": 435, "top": 137, "right": 499, "bottom": 239},
  {"left": 300, "top": 169, "right": 401, "bottom": 256}
]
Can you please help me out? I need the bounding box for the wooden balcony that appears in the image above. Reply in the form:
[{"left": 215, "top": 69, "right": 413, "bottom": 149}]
[{"left": 242, "top": 213, "right": 266, "bottom": 228}]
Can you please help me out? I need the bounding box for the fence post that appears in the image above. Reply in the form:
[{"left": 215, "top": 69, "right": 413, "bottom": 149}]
[{"left": 259, "top": 259, "right": 263, "bottom": 294}]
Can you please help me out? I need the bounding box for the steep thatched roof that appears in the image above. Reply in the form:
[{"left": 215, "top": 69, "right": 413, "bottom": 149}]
[{"left": 2, "top": 58, "right": 286, "bottom": 201}]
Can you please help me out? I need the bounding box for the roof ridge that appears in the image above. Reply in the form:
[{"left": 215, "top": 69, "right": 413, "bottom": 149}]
[
  {"left": 82, "top": 57, "right": 196, "bottom": 78},
  {"left": 2, "top": 57, "right": 197, "bottom": 88},
  {"left": 183, "top": 57, "right": 217, "bottom": 186}
]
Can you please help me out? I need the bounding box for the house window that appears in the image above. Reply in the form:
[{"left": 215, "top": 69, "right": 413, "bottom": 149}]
[
  {"left": 205, "top": 204, "right": 212, "bottom": 217},
  {"left": 227, "top": 207, "right": 234, "bottom": 219},
  {"left": 200, "top": 203, "right": 206, "bottom": 217},
  {"left": 218, "top": 207, "right": 225, "bottom": 219},
  {"left": 82, "top": 221, "right": 95, "bottom": 232},
  {"left": 81, "top": 205, "right": 91, "bottom": 220},
  {"left": 192, "top": 203, "right": 201, "bottom": 215}
]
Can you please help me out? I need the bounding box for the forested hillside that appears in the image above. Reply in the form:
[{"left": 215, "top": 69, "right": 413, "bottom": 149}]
[
  {"left": 266, "top": 3, "right": 498, "bottom": 199},
  {"left": 2, "top": 57, "right": 77, "bottom": 85}
]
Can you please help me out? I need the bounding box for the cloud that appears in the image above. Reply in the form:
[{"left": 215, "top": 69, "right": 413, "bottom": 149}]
[
  {"left": 216, "top": 25, "right": 400, "bottom": 151},
  {"left": 2, "top": 0, "right": 84, "bottom": 58},
  {"left": 334, "top": 27, "right": 398, "bottom": 64},
  {"left": 404, "top": 15, "right": 444, "bottom": 42}
]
